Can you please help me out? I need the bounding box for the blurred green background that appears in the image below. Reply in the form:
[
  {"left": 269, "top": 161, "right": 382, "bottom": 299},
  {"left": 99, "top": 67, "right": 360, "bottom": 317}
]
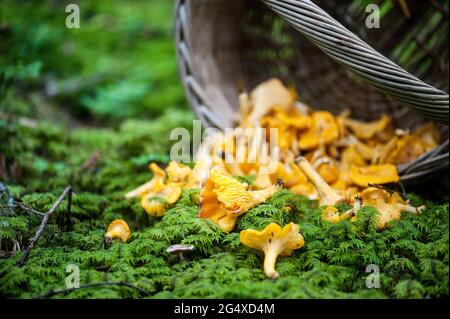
[{"left": 0, "top": 0, "right": 186, "bottom": 125}]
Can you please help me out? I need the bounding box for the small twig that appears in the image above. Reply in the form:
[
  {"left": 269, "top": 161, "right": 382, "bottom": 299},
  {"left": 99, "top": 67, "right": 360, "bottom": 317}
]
[
  {"left": 80, "top": 151, "right": 101, "bottom": 170},
  {"left": 16, "top": 186, "right": 73, "bottom": 267},
  {"left": 428, "top": 0, "right": 449, "bottom": 18},
  {"left": 13, "top": 202, "right": 45, "bottom": 216},
  {"left": 37, "top": 281, "right": 151, "bottom": 298},
  {"left": 64, "top": 187, "right": 73, "bottom": 231}
]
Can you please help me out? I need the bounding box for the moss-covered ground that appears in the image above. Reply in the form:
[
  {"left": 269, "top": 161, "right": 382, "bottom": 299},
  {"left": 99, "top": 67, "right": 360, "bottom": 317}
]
[
  {"left": 0, "top": 0, "right": 448, "bottom": 299},
  {"left": 0, "top": 114, "right": 448, "bottom": 298}
]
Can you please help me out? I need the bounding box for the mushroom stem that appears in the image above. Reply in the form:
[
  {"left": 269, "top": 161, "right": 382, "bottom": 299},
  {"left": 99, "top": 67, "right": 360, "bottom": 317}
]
[
  {"left": 125, "top": 180, "right": 156, "bottom": 198},
  {"left": 342, "top": 195, "right": 362, "bottom": 218},
  {"left": 104, "top": 233, "right": 113, "bottom": 245},
  {"left": 263, "top": 248, "right": 280, "bottom": 279},
  {"left": 104, "top": 231, "right": 119, "bottom": 245},
  {"left": 398, "top": 204, "right": 426, "bottom": 214},
  {"left": 295, "top": 156, "right": 343, "bottom": 206}
]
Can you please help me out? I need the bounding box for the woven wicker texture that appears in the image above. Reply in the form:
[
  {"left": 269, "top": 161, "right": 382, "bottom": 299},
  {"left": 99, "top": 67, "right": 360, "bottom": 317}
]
[{"left": 174, "top": 0, "right": 449, "bottom": 185}]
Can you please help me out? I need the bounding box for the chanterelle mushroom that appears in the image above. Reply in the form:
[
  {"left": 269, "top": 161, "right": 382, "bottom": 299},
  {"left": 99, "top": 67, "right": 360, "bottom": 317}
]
[
  {"left": 295, "top": 156, "right": 343, "bottom": 206},
  {"left": 356, "top": 187, "right": 425, "bottom": 230},
  {"left": 199, "top": 170, "right": 281, "bottom": 233},
  {"left": 298, "top": 111, "right": 339, "bottom": 150},
  {"left": 349, "top": 164, "right": 400, "bottom": 187},
  {"left": 240, "top": 222, "right": 305, "bottom": 279},
  {"left": 104, "top": 219, "right": 131, "bottom": 244},
  {"left": 125, "top": 163, "right": 166, "bottom": 199},
  {"left": 248, "top": 78, "right": 296, "bottom": 126},
  {"left": 344, "top": 114, "right": 392, "bottom": 140},
  {"left": 166, "top": 161, "right": 192, "bottom": 185}
]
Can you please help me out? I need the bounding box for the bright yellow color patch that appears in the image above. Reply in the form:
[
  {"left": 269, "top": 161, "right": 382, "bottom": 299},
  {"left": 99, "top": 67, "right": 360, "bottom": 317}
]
[
  {"left": 199, "top": 171, "right": 281, "bottom": 233},
  {"left": 240, "top": 222, "right": 304, "bottom": 279}
]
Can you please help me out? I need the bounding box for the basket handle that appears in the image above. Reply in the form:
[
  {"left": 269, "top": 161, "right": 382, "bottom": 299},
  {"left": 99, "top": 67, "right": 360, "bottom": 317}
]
[{"left": 262, "top": 0, "right": 449, "bottom": 125}]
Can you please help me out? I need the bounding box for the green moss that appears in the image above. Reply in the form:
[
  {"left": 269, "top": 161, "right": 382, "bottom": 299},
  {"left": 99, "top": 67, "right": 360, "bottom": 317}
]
[
  {"left": 0, "top": 105, "right": 448, "bottom": 299},
  {"left": 1, "top": 130, "right": 448, "bottom": 299}
]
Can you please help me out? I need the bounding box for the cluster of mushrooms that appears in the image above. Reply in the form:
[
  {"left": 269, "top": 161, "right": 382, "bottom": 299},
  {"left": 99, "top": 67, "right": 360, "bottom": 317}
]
[{"left": 105, "top": 78, "right": 437, "bottom": 279}]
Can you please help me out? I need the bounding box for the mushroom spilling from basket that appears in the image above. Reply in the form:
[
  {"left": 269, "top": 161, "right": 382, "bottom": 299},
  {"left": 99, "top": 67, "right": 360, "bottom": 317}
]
[{"left": 124, "top": 78, "right": 436, "bottom": 278}]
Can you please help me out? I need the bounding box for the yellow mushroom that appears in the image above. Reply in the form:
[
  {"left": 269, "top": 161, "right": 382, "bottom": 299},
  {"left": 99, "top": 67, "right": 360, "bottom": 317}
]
[
  {"left": 344, "top": 114, "right": 392, "bottom": 141},
  {"left": 104, "top": 219, "right": 131, "bottom": 244},
  {"left": 338, "top": 135, "right": 374, "bottom": 161},
  {"left": 298, "top": 111, "right": 339, "bottom": 150},
  {"left": 349, "top": 164, "right": 399, "bottom": 187},
  {"left": 321, "top": 205, "right": 356, "bottom": 224},
  {"left": 199, "top": 170, "right": 281, "bottom": 233},
  {"left": 166, "top": 161, "right": 192, "bottom": 185},
  {"left": 140, "top": 181, "right": 182, "bottom": 217},
  {"left": 125, "top": 163, "right": 166, "bottom": 198},
  {"left": 414, "top": 122, "right": 440, "bottom": 150},
  {"left": 295, "top": 156, "right": 343, "bottom": 206},
  {"left": 373, "top": 122, "right": 439, "bottom": 165},
  {"left": 261, "top": 107, "right": 310, "bottom": 151},
  {"left": 356, "top": 187, "right": 425, "bottom": 230},
  {"left": 240, "top": 222, "right": 305, "bottom": 279},
  {"left": 312, "top": 156, "right": 339, "bottom": 185},
  {"left": 248, "top": 78, "right": 296, "bottom": 125}
]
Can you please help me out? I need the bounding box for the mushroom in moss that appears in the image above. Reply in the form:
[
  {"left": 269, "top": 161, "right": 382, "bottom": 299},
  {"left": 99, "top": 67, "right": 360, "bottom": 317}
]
[
  {"left": 321, "top": 205, "right": 351, "bottom": 224},
  {"left": 125, "top": 163, "right": 166, "bottom": 199},
  {"left": 295, "top": 156, "right": 343, "bottom": 206},
  {"left": 355, "top": 187, "right": 425, "bottom": 229},
  {"left": 104, "top": 219, "right": 131, "bottom": 245},
  {"left": 240, "top": 222, "right": 305, "bottom": 279},
  {"left": 166, "top": 244, "right": 195, "bottom": 261},
  {"left": 349, "top": 164, "right": 399, "bottom": 187},
  {"left": 140, "top": 182, "right": 182, "bottom": 217},
  {"left": 166, "top": 161, "right": 192, "bottom": 185},
  {"left": 199, "top": 170, "right": 281, "bottom": 233}
]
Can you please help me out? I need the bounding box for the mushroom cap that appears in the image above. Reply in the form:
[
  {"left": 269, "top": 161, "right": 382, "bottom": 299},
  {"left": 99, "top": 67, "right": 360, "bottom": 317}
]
[
  {"left": 356, "top": 187, "right": 420, "bottom": 229},
  {"left": 249, "top": 78, "right": 296, "bottom": 124},
  {"left": 321, "top": 206, "right": 341, "bottom": 224},
  {"left": 316, "top": 160, "right": 339, "bottom": 185},
  {"left": 341, "top": 146, "right": 366, "bottom": 168},
  {"left": 105, "top": 219, "right": 131, "bottom": 243},
  {"left": 299, "top": 111, "right": 339, "bottom": 150},
  {"left": 385, "top": 135, "right": 429, "bottom": 165},
  {"left": 140, "top": 182, "right": 182, "bottom": 217},
  {"left": 166, "top": 244, "right": 195, "bottom": 254},
  {"left": 199, "top": 170, "right": 280, "bottom": 232},
  {"left": 274, "top": 160, "right": 307, "bottom": 188},
  {"left": 349, "top": 164, "right": 399, "bottom": 187},
  {"left": 185, "top": 159, "right": 213, "bottom": 189},
  {"left": 344, "top": 114, "right": 392, "bottom": 140},
  {"left": 261, "top": 107, "right": 310, "bottom": 151},
  {"left": 240, "top": 222, "right": 305, "bottom": 256},
  {"left": 204, "top": 170, "right": 254, "bottom": 212},
  {"left": 166, "top": 161, "right": 192, "bottom": 184},
  {"left": 125, "top": 163, "right": 166, "bottom": 198},
  {"left": 141, "top": 196, "right": 166, "bottom": 217},
  {"left": 414, "top": 122, "right": 440, "bottom": 149}
]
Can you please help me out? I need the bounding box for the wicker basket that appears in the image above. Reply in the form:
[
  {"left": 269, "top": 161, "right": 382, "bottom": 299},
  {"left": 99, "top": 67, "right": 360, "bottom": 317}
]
[{"left": 174, "top": 0, "right": 449, "bottom": 185}]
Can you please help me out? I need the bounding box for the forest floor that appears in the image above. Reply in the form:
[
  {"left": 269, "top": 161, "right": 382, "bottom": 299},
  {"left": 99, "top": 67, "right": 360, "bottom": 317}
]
[{"left": 0, "top": 0, "right": 449, "bottom": 298}]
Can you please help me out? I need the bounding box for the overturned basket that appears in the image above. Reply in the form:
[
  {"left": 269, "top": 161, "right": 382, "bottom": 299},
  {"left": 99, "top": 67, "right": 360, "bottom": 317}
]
[{"left": 174, "top": 0, "right": 449, "bottom": 185}]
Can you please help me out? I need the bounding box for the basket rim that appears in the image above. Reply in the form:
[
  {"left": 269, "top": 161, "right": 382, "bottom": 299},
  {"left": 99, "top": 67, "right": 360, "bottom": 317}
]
[{"left": 173, "top": 0, "right": 449, "bottom": 185}]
